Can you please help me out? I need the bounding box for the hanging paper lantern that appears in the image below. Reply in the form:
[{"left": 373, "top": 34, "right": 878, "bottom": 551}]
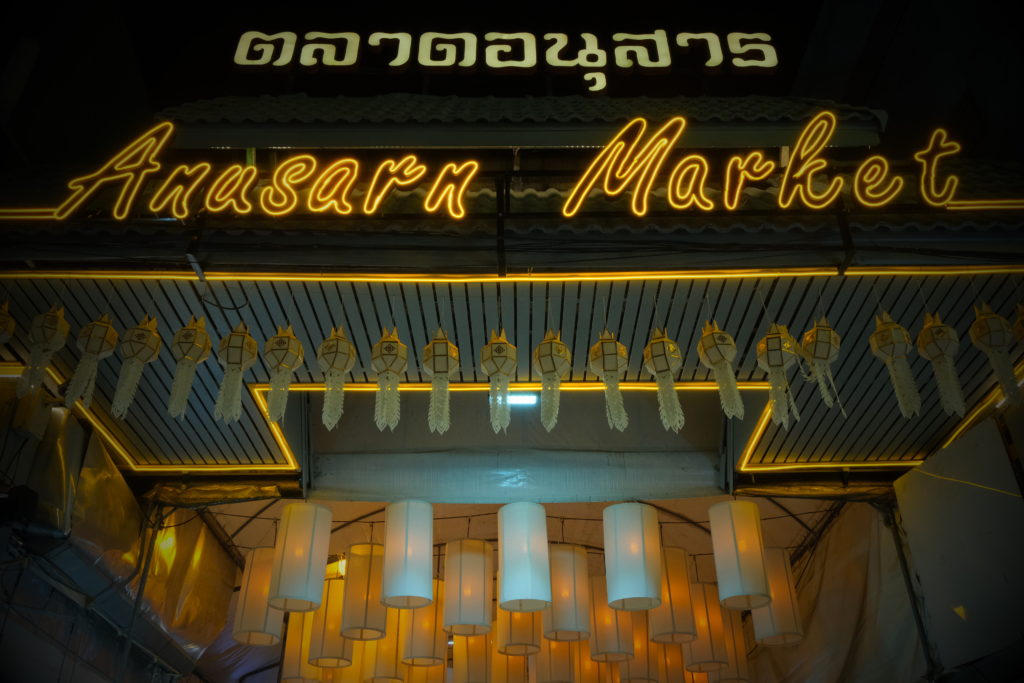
[
  {"left": 495, "top": 603, "right": 541, "bottom": 655},
  {"left": 533, "top": 330, "right": 572, "bottom": 432},
  {"left": 233, "top": 547, "right": 284, "bottom": 647},
  {"left": 0, "top": 302, "right": 15, "bottom": 345},
  {"left": 756, "top": 323, "right": 800, "bottom": 429},
  {"left": 17, "top": 306, "right": 70, "bottom": 397},
  {"left": 341, "top": 543, "right": 387, "bottom": 640},
  {"left": 281, "top": 612, "right": 322, "bottom": 683},
  {"left": 269, "top": 502, "right": 332, "bottom": 612},
  {"left": 168, "top": 316, "right": 212, "bottom": 419},
  {"left": 655, "top": 643, "right": 688, "bottom": 683},
  {"left": 708, "top": 500, "right": 770, "bottom": 610},
  {"left": 970, "top": 303, "right": 1021, "bottom": 403},
  {"left": 422, "top": 328, "right": 460, "bottom": 434},
  {"left": 491, "top": 633, "right": 530, "bottom": 683},
  {"left": 337, "top": 641, "right": 377, "bottom": 683},
  {"left": 603, "top": 502, "right": 662, "bottom": 610},
  {"left": 589, "top": 329, "right": 629, "bottom": 432},
  {"left": 317, "top": 326, "right": 357, "bottom": 430},
  {"left": 402, "top": 579, "right": 446, "bottom": 665},
  {"left": 800, "top": 317, "right": 843, "bottom": 414},
  {"left": 576, "top": 639, "right": 622, "bottom": 683},
  {"left": 751, "top": 547, "right": 802, "bottom": 647},
  {"left": 309, "top": 574, "right": 355, "bottom": 667},
  {"left": 643, "top": 329, "right": 685, "bottom": 433},
  {"left": 382, "top": 499, "right": 433, "bottom": 608},
  {"left": 537, "top": 637, "right": 575, "bottom": 683},
  {"left": 588, "top": 576, "right": 633, "bottom": 662},
  {"left": 682, "top": 583, "right": 729, "bottom": 673},
  {"left": 619, "top": 612, "right": 659, "bottom": 683},
  {"left": 1013, "top": 304, "right": 1024, "bottom": 343},
  {"left": 214, "top": 322, "right": 258, "bottom": 422},
  {"left": 717, "top": 608, "right": 752, "bottom": 682},
  {"left": 403, "top": 663, "right": 445, "bottom": 683},
  {"left": 498, "top": 501, "right": 551, "bottom": 612},
  {"left": 543, "top": 544, "right": 590, "bottom": 641},
  {"left": 373, "top": 608, "right": 405, "bottom": 683},
  {"left": 443, "top": 539, "right": 494, "bottom": 635},
  {"left": 453, "top": 634, "right": 490, "bottom": 683},
  {"left": 264, "top": 325, "right": 304, "bottom": 422},
  {"left": 371, "top": 328, "right": 407, "bottom": 432},
  {"left": 65, "top": 313, "right": 118, "bottom": 408},
  {"left": 916, "top": 313, "right": 965, "bottom": 417},
  {"left": 649, "top": 547, "right": 697, "bottom": 644},
  {"left": 111, "top": 316, "right": 161, "bottom": 419},
  {"left": 696, "top": 321, "right": 744, "bottom": 420},
  {"left": 480, "top": 329, "right": 518, "bottom": 433},
  {"left": 869, "top": 312, "right": 921, "bottom": 418}
]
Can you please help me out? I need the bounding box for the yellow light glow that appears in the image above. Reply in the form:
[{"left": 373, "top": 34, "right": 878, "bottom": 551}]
[
  {"left": 666, "top": 154, "right": 714, "bottom": 210},
  {"left": 0, "top": 208, "right": 59, "bottom": 220},
  {"left": 946, "top": 199, "right": 1024, "bottom": 210},
  {"left": 913, "top": 129, "right": 961, "bottom": 207},
  {"left": 363, "top": 155, "right": 427, "bottom": 214},
  {"left": 852, "top": 155, "right": 904, "bottom": 208},
  {"left": 148, "top": 163, "right": 212, "bottom": 219},
  {"left": 204, "top": 164, "right": 258, "bottom": 214},
  {"left": 777, "top": 111, "right": 843, "bottom": 210},
  {"left": 307, "top": 159, "right": 359, "bottom": 214},
  {"left": 723, "top": 151, "right": 775, "bottom": 210},
  {"left": 424, "top": 160, "right": 480, "bottom": 219},
  {"left": 258, "top": 154, "right": 318, "bottom": 216}
]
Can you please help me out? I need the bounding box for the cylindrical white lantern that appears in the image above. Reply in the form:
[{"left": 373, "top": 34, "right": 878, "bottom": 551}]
[
  {"left": 751, "top": 548, "right": 802, "bottom": 646},
  {"left": 655, "top": 643, "right": 688, "bottom": 683},
  {"left": 309, "top": 576, "right": 354, "bottom": 667},
  {"left": 576, "top": 639, "right": 622, "bottom": 683},
  {"left": 715, "top": 609, "right": 751, "bottom": 682},
  {"left": 444, "top": 539, "right": 494, "bottom": 635},
  {"left": 382, "top": 500, "right": 434, "bottom": 608},
  {"left": 403, "top": 579, "right": 446, "bottom": 665},
  {"left": 537, "top": 638, "right": 575, "bottom": 683},
  {"left": 342, "top": 543, "right": 387, "bottom": 640},
  {"left": 603, "top": 503, "right": 662, "bottom": 610},
  {"left": 492, "top": 634, "right": 530, "bottom": 683},
  {"left": 649, "top": 547, "right": 697, "bottom": 643},
  {"left": 233, "top": 548, "right": 285, "bottom": 646},
  {"left": 454, "top": 635, "right": 491, "bottom": 683},
  {"left": 683, "top": 584, "right": 729, "bottom": 673},
  {"left": 282, "top": 611, "right": 322, "bottom": 683},
  {"left": 371, "top": 608, "right": 404, "bottom": 683},
  {"left": 544, "top": 544, "right": 590, "bottom": 640},
  {"left": 498, "top": 502, "right": 551, "bottom": 611},
  {"left": 588, "top": 577, "right": 633, "bottom": 662},
  {"left": 496, "top": 603, "right": 541, "bottom": 655},
  {"left": 335, "top": 640, "right": 377, "bottom": 683},
  {"left": 619, "top": 612, "right": 658, "bottom": 683},
  {"left": 270, "top": 502, "right": 333, "bottom": 612},
  {"left": 708, "top": 501, "right": 770, "bottom": 610}
]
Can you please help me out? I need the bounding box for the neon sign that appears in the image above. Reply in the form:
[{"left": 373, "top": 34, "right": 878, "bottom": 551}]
[{"left": 0, "top": 113, "right": 1021, "bottom": 223}]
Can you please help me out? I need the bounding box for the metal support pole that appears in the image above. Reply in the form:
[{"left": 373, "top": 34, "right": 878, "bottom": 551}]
[{"left": 116, "top": 504, "right": 164, "bottom": 683}]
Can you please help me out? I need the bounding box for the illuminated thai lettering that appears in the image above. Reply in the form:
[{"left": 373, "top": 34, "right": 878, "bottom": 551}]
[
  {"left": 259, "top": 155, "right": 317, "bottom": 216},
  {"left": 307, "top": 159, "right": 360, "bottom": 214},
  {"left": 424, "top": 161, "right": 480, "bottom": 219},
  {"left": 147, "top": 163, "right": 212, "bottom": 219},
  {"left": 853, "top": 156, "right": 903, "bottom": 208},
  {"left": 205, "top": 165, "right": 259, "bottom": 214},
  {"left": 363, "top": 155, "right": 428, "bottom": 214},
  {"left": 666, "top": 155, "right": 714, "bottom": 210},
  {"left": 913, "top": 129, "right": 961, "bottom": 207},
  {"left": 723, "top": 151, "right": 776, "bottom": 211},
  {"left": 778, "top": 111, "right": 843, "bottom": 209}
]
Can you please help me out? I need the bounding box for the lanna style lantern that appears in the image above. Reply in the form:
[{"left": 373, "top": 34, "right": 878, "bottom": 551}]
[
  {"left": 264, "top": 325, "right": 304, "bottom": 422},
  {"left": 643, "top": 329, "right": 685, "bottom": 433},
  {"left": 111, "top": 316, "right": 161, "bottom": 419},
  {"left": 214, "top": 322, "right": 258, "bottom": 422},
  {"left": 422, "top": 328, "right": 460, "bottom": 434},
  {"left": 168, "top": 316, "right": 212, "bottom": 418},
  {"left": 1013, "top": 304, "right": 1024, "bottom": 343},
  {"left": 718, "top": 608, "right": 752, "bottom": 682},
  {"left": 317, "top": 326, "right": 357, "bottom": 430},
  {"left": 917, "top": 313, "right": 965, "bottom": 416},
  {"left": 589, "top": 329, "right": 630, "bottom": 432},
  {"left": 756, "top": 323, "right": 801, "bottom": 429},
  {"left": 619, "top": 612, "right": 659, "bottom": 683},
  {"left": 649, "top": 547, "right": 697, "bottom": 644},
  {"left": 533, "top": 330, "right": 572, "bottom": 432},
  {"left": 17, "top": 306, "right": 70, "bottom": 397},
  {"left": 373, "top": 608, "right": 405, "bottom": 683},
  {"left": 480, "top": 329, "right": 518, "bottom": 433},
  {"left": 381, "top": 500, "right": 433, "bottom": 609},
  {"left": 869, "top": 312, "right": 921, "bottom": 418},
  {"left": 0, "top": 302, "right": 15, "bottom": 344},
  {"left": 970, "top": 303, "right": 1021, "bottom": 403},
  {"left": 402, "top": 579, "right": 446, "bottom": 665},
  {"left": 683, "top": 583, "right": 729, "bottom": 673},
  {"left": 495, "top": 603, "right": 541, "bottom": 656},
  {"left": 342, "top": 543, "right": 387, "bottom": 640},
  {"left": 588, "top": 576, "right": 633, "bottom": 662},
  {"left": 536, "top": 637, "right": 575, "bottom": 683},
  {"left": 453, "top": 634, "right": 490, "bottom": 683},
  {"left": 800, "top": 317, "right": 843, "bottom": 414},
  {"left": 65, "top": 313, "right": 118, "bottom": 408},
  {"left": 696, "top": 321, "right": 744, "bottom": 420},
  {"left": 371, "top": 328, "right": 407, "bottom": 431},
  {"left": 309, "top": 574, "right": 354, "bottom": 667},
  {"left": 281, "top": 611, "right": 321, "bottom": 683}
]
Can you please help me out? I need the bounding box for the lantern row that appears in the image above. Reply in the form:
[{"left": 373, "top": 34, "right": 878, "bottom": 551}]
[
  {"left": 4, "top": 301, "right": 1020, "bottom": 432},
  {"left": 234, "top": 499, "right": 801, "bottom": 681}
]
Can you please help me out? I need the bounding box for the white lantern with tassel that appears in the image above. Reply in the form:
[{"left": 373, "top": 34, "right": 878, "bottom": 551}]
[
  {"left": 214, "top": 322, "right": 258, "bottom": 422},
  {"left": 17, "top": 306, "right": 70, "bottom": 397},
  {"left": 0, "top": 302, "right": 15, "bottom": 344},
  {"left": 168, "top": 316, "right": 212, "bottom": 418},
  {"left": 800, "top": 318, "right": 843, "bottom": 413},
  {"left": 643, "top": 329, "right": 685, "bottom": 433},
  {"left": 371, "top": 328, "right": 407, "bottom": 432},
  {"left": 65, "top": 314, "right": 118, "bottom": 408},
  {"left": 756, "top": 323, "right": 800, "bottom": 429},
  {"left": 382, "top": 499, "right": 433, "bottom": 608},
  {"left": 317, "top": 326, "right": 357, "bottom": 430},
  {"left": 589, "top": 329, "right": 629, "bottom": 432},
  {"left": 970, "top": 303, "right": 1021, "bottom": 403},
  {"left": 264, "top": 325, "right": 304, "bottom": 422},
  {"left": 917, "top": 313, "right": 965, "bottom": 416},
  {"left": 422, "top": 328, "right": 460, "bottom": 434},
  {"left": 696, "top": 321, "right": 744, "bottom": 420},
  {"left": 869, "top": 312, "right": 921, "bottom": 418},
  {"left": 533, "top": 330, "right": 572, "bottom": 432},
  {"left": 111, "top": 316, "right": 161, "bottom": 419},
  {"left": 480, "top": 329, "right": 517, "bottom": 433}
]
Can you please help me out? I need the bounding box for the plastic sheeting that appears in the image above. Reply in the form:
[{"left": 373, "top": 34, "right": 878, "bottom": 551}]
[
  {"left": 750, "top": 503, "right": 926, "bottom": 683},
  {"left": 146, "top": 481, "right": 284, "bottom": 506},
  {"left": 27, "top": 407, "right": 85, "bottom": 534}
]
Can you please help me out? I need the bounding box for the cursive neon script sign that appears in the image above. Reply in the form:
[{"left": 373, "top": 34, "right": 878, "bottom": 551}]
[{"left": 0, "top": 113, "right": 1021, "bottom": 223}]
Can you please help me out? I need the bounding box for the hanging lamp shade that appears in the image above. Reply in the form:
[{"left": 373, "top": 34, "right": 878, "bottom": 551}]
[
  {"left": 233, "top": 547, "right": 284, "bottom": 646},
  {"left": 111, "top": 315, "right": 162, "bottom": 418},
  {"left": 696, "top": 321, "right": 744, "bottom": 420},
  {"left": 168, "top": 316, "right": 212, "bottom": 418},
  {"left": 603, "top": 502, "right": 662, "bottom": 610},
  {"left": 656, "top": 643, "right": 689, "bottom": 683},
  {"left": 715, "top": 609, "right": 751, "bottom": 682},
  {"left": 682, "top": 583, "right": 729, "bottom": 673},
  {"left": 588, "top": 329, "right": 630, "bottom": 431},
  {"left": 491, "top": 631, "right": 530, "bottom": 683},
  {"left": 453, "top": 634, "right": 491, "bottom": 683},
  {"left": 335, "top": 641, "right": 377, "bottom": 683},
  {"left": 649, "top": 547, "right": 697, "bottom": 643},
  {"left": 498, "top": 502, "right": 551, "bottom": 611},
  {"left": 588, "top": 576, "right": 633, "bottom": 662},
  {"left": 443, "top": 538, "right": 494, "bottom": 635},
  {"left": 533, "top": 330, "right": 573, "bottom": 432},
  {"left": 371, "top": 327, "right": 408, "bottom": 431},
  {"left": 917, "top": 313, "right": 965, "bottom": 417},
  {"left": 403, "top": 663, "right": 445, "bottom": 683},
  {"left": 481, "top": 329, "right": 518, "bottom": 433},
  {"left": 214, "top": 321, "right": 259, "bottom": 422},
  {"left": 751, "top": 548, "right": 802, "bottom": 646},
  {"left": 269, "top": 502, "right": 332, "bottom": 611},
  {"left": 17, "top": 306, "right": 70, "bottom": 397},
  {"left": 800, "top": 317, "right": 843, "bottom": 413},
  {"left": 869, "top": 312, "right": 921, "bottom": 418},
  {"left": 318, "top": 326, "right": 358, "bottom": 430},
  {"left": 282, "top": 612, "right": 323, "bottom": 683},
  {"left": 619, "top": 612, "right": 659, "bottom": 683},
  {"left": 496, "top": 601, "right": 542, "bottom": 655},
  {"left": 576, "top": 639, "right": 622, "bottom": 683},
  {"left": 309, "top": 576, "right": 355, "bottom": 667},
  {"left": 755, "top": 323, "right": 801, "bottom": 429},
  {"left": 382, "top": 499, "right": 434, "bottom": 608},
  {"left": 544, "top": 544, "right": 590, "bottom": 640},
  {"left": 537, "top": 637, "right": 575, "bottom": 683},
  {"left": 708, "top": 501, "right": 769, "bottom": 610},
  {"left": 65, "top": 313, "right": 118, "bottom": 408},
  {"left": 422, "top": 328, "right": 460, "bottom": 434},
  {"left": 970, "top": 303, "right": 1021, "bottom": 403},
  {"left": 643, "top": 328, "right": 685, "bottom": 432},
  {"left": 403, "top": 579, "right": 446, "bottom": 665},
  {"left": 0, "top": 302, "right": 15, "bottom": 345},
  {"left": 341, "top": 543, "right": 387, "bottom": 639},
  {"left": 371, "top": 608, "right": 405, "bottom": 683}
]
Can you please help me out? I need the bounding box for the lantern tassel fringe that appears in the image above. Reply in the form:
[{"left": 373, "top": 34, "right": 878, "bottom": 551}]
[
  {"left": 168, "top": 359, "right": 198, "bottom": 419},
  {"left": 655, "top": 372, "right": 685, "bottom": 432},
  {"left": 984, "top": 350, "right": 1021, "bottom": 404},
  {"left": 214, "top": 367, "right": 245, "bottom": 422},
  {"left": 429, "top": 374, "right": 451, "bottom": 434},
  {"left": 489, "top": 374, "right": 511, "bottom": 434},
  {"left": 266, "top": 368, "right": 293, "bottom": 422},
  {"left": 603, "top": 374, "right": 629, "bottom": 432},
  {"left": 711, "top": 362, "right": 745, "bottom": 420},
  {"left": 375, "top": 371, "right": 401, "bottom": 431},
  {"left": 766, "top": 367, "right": 799, "bottom": 429},
  {"left": 540, "top": 374, "right": 561, "bottom": 432},
  {"left": 885, "top": 358, "right": 921, "bottom": 418},
  {"left": 19, "top": 348, "right": 57, "bottom": 397},
  {"left": 809, "top": 360, "right": 846, "bottom": 417},
  {"left": 65, "top": 355, "right": 100, "bottom": 408},
  {"left": 322, "top": 369, "right": 347, "bottom": 430},
  {"left": 929, "top": 355, "right": 965, "bottom": 416},
  {"left": 111, "top": 359, "right": 145, "bottom": 419}
]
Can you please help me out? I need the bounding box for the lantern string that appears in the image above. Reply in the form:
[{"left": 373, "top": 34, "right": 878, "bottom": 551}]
[
  {"left": 816, "top": 280, "right": 825, "bottom": 321},
  {"left": 756, "top": 284, "right": 772, "bottom": 326},
  {"left": 703, "top": 288, "right": 712, "bottom": 324}
]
